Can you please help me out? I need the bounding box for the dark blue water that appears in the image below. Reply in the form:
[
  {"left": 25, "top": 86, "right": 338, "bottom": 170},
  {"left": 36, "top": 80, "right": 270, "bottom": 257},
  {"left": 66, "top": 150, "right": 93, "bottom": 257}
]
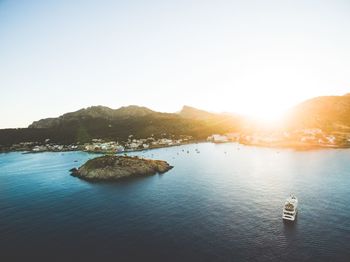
[{"left": 1, "top": 143, "right": 350, "bottom": 261}]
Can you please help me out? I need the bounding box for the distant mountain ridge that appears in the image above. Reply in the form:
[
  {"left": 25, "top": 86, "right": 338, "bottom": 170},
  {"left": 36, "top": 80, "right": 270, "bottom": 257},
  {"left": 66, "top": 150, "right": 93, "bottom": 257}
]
[
  {"left": 29, "top": 105, "right": 156, "bottom": 128},
  {"left": 2, "top": 93, "right": 350, "bottom": 148},
  {"left": 0, "top": 105, "right": 241, "bottom": 147}
]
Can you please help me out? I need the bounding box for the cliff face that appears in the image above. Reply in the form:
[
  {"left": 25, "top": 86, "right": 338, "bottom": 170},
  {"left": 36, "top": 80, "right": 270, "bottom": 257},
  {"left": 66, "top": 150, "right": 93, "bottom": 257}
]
[{"left": 71, "top": 155, "right": 173, "bottom": 181}]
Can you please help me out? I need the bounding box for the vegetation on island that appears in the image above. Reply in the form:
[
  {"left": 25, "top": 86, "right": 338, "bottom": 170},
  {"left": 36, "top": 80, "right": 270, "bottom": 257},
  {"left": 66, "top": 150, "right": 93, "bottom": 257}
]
[{"left": 70, "top": 155, "right": 173, "bottom": 181}]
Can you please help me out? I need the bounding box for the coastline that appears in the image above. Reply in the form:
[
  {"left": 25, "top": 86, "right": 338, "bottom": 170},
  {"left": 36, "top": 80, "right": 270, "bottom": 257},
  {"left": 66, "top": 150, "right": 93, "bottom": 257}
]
[
  {"left": 2, "top": 139, "right": 350, "bottom": 155},
  {"left": 239, "top": 140, "right": 350, "bottom": 151},
  {"left": 0, "top": 139, "right": 205, "bottom": 155}
]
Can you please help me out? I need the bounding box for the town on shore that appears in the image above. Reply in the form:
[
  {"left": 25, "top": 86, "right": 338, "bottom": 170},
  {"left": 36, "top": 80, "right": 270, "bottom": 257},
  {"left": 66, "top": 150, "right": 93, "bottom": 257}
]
[
  {"left": 208, "top": 128, "right": 350, "bottom": 149},
  {"left": 2, "top": 127, "right": 350, "bottom": 154},
  {"left": 2, "top": 135, "right": 195, "bottom": 154}
]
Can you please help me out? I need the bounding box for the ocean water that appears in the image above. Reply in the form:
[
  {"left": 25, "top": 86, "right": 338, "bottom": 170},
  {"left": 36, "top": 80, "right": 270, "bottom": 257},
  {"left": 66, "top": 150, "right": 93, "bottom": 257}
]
[{"left": 0, "top": 143, "right": 350, "bottom": 262}]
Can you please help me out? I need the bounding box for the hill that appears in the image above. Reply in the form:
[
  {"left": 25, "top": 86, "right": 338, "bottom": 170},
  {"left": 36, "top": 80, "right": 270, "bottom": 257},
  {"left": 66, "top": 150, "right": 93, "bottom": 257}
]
[
  {"left": 0, "top": 105, "right": 241, "bottom": 147},
  {"left": 29, "top": 105, "right": 155, "bottom": 128},
  {"left": 3, "top": 93, "right": 350, "bottom": 150},
  {"left": 285, "top": 94, "right": 350, "bottom": 132},
  {"left": 179, "top": 105, "right": 219, "bottom": 120}
]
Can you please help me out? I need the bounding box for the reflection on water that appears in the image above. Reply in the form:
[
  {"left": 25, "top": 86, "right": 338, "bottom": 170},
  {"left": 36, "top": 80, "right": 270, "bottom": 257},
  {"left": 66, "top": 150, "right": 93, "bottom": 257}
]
[{"left": 0, "top": 143, "right": 350, "bottom": 261}]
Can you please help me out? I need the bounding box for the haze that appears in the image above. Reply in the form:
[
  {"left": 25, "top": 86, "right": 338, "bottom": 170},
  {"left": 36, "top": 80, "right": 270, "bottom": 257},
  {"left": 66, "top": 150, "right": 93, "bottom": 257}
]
[{"left": 1, "top": 0, "right": 350, "bottom": 128}]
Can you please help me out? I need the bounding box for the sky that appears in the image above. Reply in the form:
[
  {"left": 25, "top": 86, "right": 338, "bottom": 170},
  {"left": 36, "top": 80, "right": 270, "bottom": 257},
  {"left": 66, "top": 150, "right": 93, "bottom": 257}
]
[{"left": 1, "top": 0, "right": 350, "bottom": 128}]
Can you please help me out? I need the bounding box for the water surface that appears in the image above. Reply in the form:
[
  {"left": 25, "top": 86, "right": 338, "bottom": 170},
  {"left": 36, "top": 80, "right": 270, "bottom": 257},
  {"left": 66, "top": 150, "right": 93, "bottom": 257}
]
[{"left": 1, "top": 143, "right": 350, "bottom": 261}]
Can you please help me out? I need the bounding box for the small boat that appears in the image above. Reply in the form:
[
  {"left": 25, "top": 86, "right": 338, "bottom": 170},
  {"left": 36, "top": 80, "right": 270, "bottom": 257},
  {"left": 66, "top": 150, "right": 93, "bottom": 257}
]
[{"left": 282, "top": 195, "right": 298, "bottom": 221}]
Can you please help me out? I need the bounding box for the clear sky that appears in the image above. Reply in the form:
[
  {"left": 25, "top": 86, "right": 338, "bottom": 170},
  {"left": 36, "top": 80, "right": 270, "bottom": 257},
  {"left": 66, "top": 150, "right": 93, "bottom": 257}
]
[{"left": 1, "top": 0, "right": 350, "bottom": 128}]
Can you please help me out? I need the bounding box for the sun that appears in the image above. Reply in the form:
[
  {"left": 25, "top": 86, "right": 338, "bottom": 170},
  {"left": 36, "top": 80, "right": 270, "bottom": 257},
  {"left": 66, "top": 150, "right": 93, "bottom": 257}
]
[
  {"left": 236, "top": 100, "right": 288, "bottom": 125},
  {"left": 248, "top": 107, "right": 285, "bottom": 124},
  {"left": 208, "top": 88, "right": 298, "bottom": 125}
]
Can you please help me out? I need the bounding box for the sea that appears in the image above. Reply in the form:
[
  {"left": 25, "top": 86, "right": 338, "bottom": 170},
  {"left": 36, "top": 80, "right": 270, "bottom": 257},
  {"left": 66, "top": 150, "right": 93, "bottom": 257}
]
[{"left": 0, "top": 142, "right": 349, "bottom": 262}]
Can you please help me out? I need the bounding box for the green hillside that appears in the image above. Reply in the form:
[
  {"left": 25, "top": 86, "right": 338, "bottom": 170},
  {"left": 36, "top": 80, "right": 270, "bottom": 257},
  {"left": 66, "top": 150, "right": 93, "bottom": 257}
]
[{"left": 0, "top": 105, "right": 241, "bottom": 147}]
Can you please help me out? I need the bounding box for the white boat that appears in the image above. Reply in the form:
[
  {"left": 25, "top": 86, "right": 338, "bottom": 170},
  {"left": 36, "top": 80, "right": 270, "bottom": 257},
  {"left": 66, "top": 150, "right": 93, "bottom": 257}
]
[{"left": 282, "top": 195, "right": 298, "bottom": 221}]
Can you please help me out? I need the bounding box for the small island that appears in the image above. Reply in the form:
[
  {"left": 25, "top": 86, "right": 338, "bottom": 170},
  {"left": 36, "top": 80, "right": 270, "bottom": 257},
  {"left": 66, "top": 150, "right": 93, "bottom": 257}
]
[{"left": 70, "top": 155, "right": 173, "bottom": 181}]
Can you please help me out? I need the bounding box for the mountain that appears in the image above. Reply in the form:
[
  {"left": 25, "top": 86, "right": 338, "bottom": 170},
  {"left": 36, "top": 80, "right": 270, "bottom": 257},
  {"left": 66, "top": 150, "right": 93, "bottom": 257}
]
[
  {"left": 29, "top": 105, "right": 155, "bottom": 128},
  {"left": 179, "top": 105, "right": 243, "bottom": 129},
  {"left": 285, "top": 94, "right": 350, "bottom": 132},
  {"left": 3, "top": 93, "right": 350, "bottom": 149},
  {"left": 0, "top": 105, "right": 241, "bottom": 147},
  {"left": 179, "top": 105, "right": 218, "bottom": 120}
]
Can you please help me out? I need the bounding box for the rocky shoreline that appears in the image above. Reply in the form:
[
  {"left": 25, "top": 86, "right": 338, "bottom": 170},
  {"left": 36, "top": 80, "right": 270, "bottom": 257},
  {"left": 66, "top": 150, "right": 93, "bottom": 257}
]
[{"left": 70, "top": 155, "right": 173, "bottom": 181}]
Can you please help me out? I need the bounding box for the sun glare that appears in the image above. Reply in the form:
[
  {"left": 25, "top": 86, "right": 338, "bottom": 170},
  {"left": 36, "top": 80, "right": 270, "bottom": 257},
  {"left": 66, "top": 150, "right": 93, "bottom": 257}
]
[
  {"left": 227, "top": 95, "right": 290, "bottom": 125},
  {"left": 248, "top": 105, "right": 286, "bottom": 123}
]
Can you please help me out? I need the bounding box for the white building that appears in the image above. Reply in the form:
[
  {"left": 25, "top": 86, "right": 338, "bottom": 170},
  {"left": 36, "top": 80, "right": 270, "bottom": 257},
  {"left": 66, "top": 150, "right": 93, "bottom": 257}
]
[{"left": 208, "top": 134, "right": 229, "bottom": 143}]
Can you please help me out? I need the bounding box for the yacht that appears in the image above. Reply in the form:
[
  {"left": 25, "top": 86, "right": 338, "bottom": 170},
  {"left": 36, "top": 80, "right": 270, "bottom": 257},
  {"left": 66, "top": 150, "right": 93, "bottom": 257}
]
[{"left": 282, "top": 195, "right": 298, "bottom": 221}]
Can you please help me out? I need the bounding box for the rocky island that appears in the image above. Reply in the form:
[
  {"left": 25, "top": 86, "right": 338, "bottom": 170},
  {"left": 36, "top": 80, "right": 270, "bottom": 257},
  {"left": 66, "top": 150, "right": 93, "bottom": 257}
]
[{"left": 70, "top": 155, "right": 173, "bottom": 181}]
